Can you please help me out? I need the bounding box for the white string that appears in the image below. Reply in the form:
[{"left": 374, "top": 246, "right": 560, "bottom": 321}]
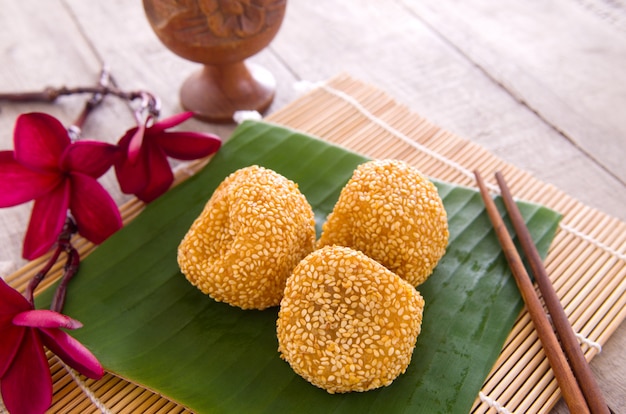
[
  {"left": 59, "top": 359, "right": 112, "bottom": 414},
  {"left": 478, "top": 392, "right": 513, "bottom": 414},
  {"left": 0, "top": 362, "right": 111, "bottom": 414},
  {"left": 294, "top": 79, "right": 324, "bottom": 96},
  {"left": 576, "top": 332, "right": 603, "bottom": 353},
  {"left": 313, "top": 82, "right": 501, "bottom": 194},
  {"left": 559, "top": 222, "right": 626, "bottom": 262},
  {"left": 233, "top": 110, "right": 262, "bottom": 124}
]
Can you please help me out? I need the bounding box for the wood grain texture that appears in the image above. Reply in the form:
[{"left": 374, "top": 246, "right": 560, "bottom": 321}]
[
  {"left": 401, "top": 0, "right": 626, "bottom": 182},
  {"left": 0, "top": 0, "right": 102, "bottom": 275},
  {"left": 1, "top": 0, "right": 625, "bottom": 412},
  {"left": 269, "top": 0, "right": 626, "bottom": 223}
]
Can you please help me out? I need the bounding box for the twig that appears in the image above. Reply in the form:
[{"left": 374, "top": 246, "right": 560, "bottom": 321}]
[
  {"left": 23, "top": 217, "right": 77, "bottom": 307},
  {"left": 50, "top": 244, "right": 79, "bottom": 313},
  {"left": 47, "top": 217, "right": 79, "bottom": 313},
  {"left": 24, "top": 247, "right": 63, "bottom": 305},
  {"left": 0, "top": 66, "right": 160, "bottom": 123},
  {"left": 0, "top": 85, "right": 145, "bottom": 104}
]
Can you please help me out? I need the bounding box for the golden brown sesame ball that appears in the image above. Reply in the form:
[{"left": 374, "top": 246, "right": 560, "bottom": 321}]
[
  {"left": 317, "top": 159, "right": 449, "bottom": 286},
  {"left": 177, "top": 165, "right": 316, "bottom": 310},
  {"left": 277, "top": 245, "right": 425, "bottom": 394}
]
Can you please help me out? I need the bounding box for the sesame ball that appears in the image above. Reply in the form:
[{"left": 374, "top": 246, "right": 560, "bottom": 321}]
[
  {"left": 177, "top": 165, "right": 316, "bottom": 310},
  {"left": 317, "top": 159, "right": 449, "bottom": 286},
  {"left": 277, "top": 245, "right": 425, "bottom": 394}
]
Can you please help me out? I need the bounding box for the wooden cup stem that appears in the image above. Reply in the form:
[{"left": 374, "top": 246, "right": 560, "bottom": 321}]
[{"left": 179, "top": 62, "right": 276, "bottom": 123}]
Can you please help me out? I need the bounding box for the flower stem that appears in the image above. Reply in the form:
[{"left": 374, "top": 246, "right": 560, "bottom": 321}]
[
  {"left": 24, "top": 246, "right": 63, "bottom": 305},
  {"left": 49, "top": 218, "right": 79, "bottom": 313},
  {"left": 23, "top": 218, "right": 79, "bottom": 310},
  {"left": 50, "top": 244, "right": 80, "bottom": 313},
  {"left": 0, "top": 87, "right": 61, "bottom": 102},
  {"left": 0, "top": 85, "right": 141, "bottom": 103},
  {"left": 0, "top": 66, "right": 160, "bottom": 121}
]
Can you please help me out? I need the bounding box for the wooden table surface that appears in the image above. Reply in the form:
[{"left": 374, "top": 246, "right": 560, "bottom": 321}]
[{"left": 1, "top": 1, "right": 624, "bottom": 413}]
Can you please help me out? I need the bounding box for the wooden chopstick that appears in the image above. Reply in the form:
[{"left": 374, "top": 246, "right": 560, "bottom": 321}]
[
  {"left": 474, "top": 170, "right": 591, "bottom": 414},
  {"left": 493, "top": 171, "right": 611, "bottom": 414}
]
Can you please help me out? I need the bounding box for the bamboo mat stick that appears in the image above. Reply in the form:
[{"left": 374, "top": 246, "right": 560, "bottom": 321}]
[
  {"left": 474, "top": 170, "right": 590, "bottom": 414},
  {"left": 495, "top": 171, "right": 611, "bottom": 414}
]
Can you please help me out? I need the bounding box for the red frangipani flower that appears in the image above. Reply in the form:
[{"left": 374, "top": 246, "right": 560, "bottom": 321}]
[
  {"left": 0, "top": 112, "right": 122, "bottom": 260},
  {"left": 114, "top": 112, "right": 221, "bottom": 203},
  {"left": 0, "top": 278, "right": 104, "bottom": 414}
]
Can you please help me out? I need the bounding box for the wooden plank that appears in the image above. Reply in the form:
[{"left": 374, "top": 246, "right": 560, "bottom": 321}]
[
  {"left": 267, "top": 0, "right": 626, "bottom": 223},
  {"left": 576, "top": 0, "right": 626, "bottom": 33},
  {"left": 61, "top": 0, "right": 296, "bottom": 136},
  {"left": 0, "top": 0, "right": 103, "bottom": 274},
  {"left": 3, "top": 0, "right": 625, "bottom": 223},
  {"left": 0, "top": 0, "right": 291, "bottom": 270},
  {"left": 401, "top": 0, "right": 626, "bottom": 183}
]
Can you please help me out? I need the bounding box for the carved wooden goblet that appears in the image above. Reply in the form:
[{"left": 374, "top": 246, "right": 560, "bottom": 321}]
[{"left": 143, "top": 0, "right": 287, "bottom": 122}]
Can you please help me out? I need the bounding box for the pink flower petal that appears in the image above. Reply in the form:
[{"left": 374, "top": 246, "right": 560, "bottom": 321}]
[
  {"left": 22, "top": 182, "right": 70, "bottom": 260},
  {"left": 13, "top": 310, "right": 82, "bottom": 330},
  {"left": 69, "top": 172, "right": 122, "bottom": 244},
  {"left": 127, "top": 124, "right": 146, "bottom": 165},
  {"left": 13, "top": 112, "right": 69, "bottom": 172},
  {"left": 1, "top": 330, "right": 52, "bottom": 414},
  {"left": 114, "top": 131, "right": 150, "bottom": 195},
  {"left": 150, "top": 111, "right": 194, "bottom": 131},
  {"left": 39, "top": 328, "right": 104, "bottom": 379},
  {"left": 133, "top": 143, "right": 173, "bottom": 203},
  {"left": 0, "top": 151, "right": 61, "bottom": 207},
  {"left": 0, "top": 278, "right": 31, "bottom": 314},
  {"left": 0, "top": 316, "right": 24, "bottom": 378},
  {"left": 61, "top": 141, "right": 119, "bottom": 178},
  {"left": 115, "top": 157, "right": 149, "bottom": 195},
  {"left": 0, "top": 280, "right": 32, "bottom": 377},
  {"left": 156, "top": 131, "right": 221, "bottom": 160}
]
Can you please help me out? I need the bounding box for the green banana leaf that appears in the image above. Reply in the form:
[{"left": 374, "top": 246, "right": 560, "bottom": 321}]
[{"left": 38, "top": 120, "right": 561, "bottom": 414}]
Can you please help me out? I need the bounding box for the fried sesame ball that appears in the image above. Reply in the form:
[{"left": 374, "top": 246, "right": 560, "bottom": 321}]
[
  {"left": 277, "top": 245, "right": 425, "bottom": 394},
  {"left": 317, "top": 159, "right": 449, "bottom": 286},
  {"left": 177, "top": 165, "right": 316, "bottom": 310}
]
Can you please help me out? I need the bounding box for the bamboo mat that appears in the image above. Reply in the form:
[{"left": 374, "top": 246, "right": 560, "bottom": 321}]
[{"left": 4, "top": 74, "right": 626, "bottom": 414}]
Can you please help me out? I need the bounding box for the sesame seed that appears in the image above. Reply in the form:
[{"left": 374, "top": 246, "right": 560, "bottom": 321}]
[
  {"left": 276, "top": 245, "right": 425, "bottom": 394},
  {"left": 317, "top": 159, "right": 449, "bottom": 287},
  {"left": 177, "top": 166, "right": 316, "bottom": 310}
]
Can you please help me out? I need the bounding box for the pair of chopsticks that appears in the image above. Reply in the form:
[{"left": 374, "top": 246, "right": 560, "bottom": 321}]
[{"left": 474, "top": 171, "right": 612, "bottom": 414}]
